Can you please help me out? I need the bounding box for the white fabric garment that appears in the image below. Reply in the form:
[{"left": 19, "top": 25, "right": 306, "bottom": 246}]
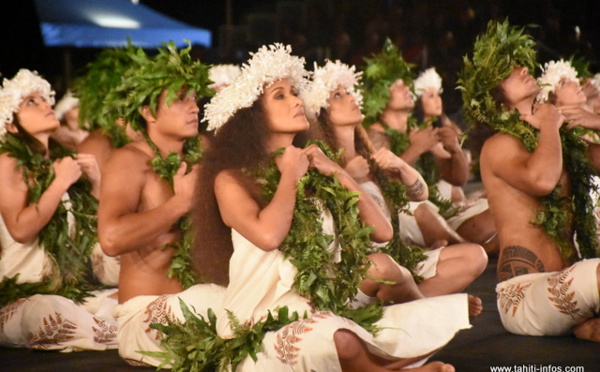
[
  {"left": 0, "top": 193, "right": 120, "bottom": 351},
  {"left": 496, "top": 258, "right": 600, "bottom": 336},
  {"left": 114, "top": 284, "right": 225, "bottom": 367},
  {"left": 218, "top": 208, "right": 471, "bottom": 371},
  {"left": 0, "top": 289, "right": 118, "bottom": 351}
]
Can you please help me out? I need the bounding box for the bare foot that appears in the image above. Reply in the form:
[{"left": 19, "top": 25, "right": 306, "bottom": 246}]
[
  {"left": 399, "top": 361, "right": 455, "bottom": 372},
  {"left": 573, "top": 317, "right": 600, "bottom": 342},
  {"left": 468, "top": 294, "right": 483, "bottom": 317}
]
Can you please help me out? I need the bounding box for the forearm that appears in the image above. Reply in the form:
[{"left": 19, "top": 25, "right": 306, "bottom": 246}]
[
  {"left": 528, "top": 127, "right": 563, "bottom": 187},
  {"left": 389, "top": 164, "right": 428, "bottom": 200},
  {"left": 10, "top": 180, "right": 69, "bottom": 243},
  {"left": 439, "top": 149, "right": 469, "bottom": 186},
  {"left": 335, "top": 171, "right": 393, "bottom": 242},
  {"left": 254, "top": 171, "right": 299, "bottom": 249},
  {"left": 99, "top": 196, "right": 189, "bottom": 255},
  {"left": 400, "top": 144, "right": 425, "bottom": 166}
]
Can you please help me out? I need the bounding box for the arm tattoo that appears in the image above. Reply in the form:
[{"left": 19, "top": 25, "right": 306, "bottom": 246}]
[
  {"left": 406, "top": 179, "right": 426, "bottom": 198},
  {"left": 498, "top": 245, "right": 545, "bottom": 281}
]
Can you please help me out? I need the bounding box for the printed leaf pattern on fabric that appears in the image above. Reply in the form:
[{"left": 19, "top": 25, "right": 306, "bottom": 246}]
[
  {"left": 497, "top": 282, "right": 533, "bottom": 316},
  {"left": 92, "top": 317, "right": 117, "bottom": 345},
  {"left": 29, "top": 312, "right": 78, "bottom": 349},
  {"left": 143, "top": 296, "right": 175, "bottom": 340},
  {"left": 0, "top": 298, "right": 28, "bottom": 332},
  {"left": 546, "top": 266, "right": 580, "bottom": 318},
  {"left": 275, "top": 313, "right": 328, "bottom": 365}
]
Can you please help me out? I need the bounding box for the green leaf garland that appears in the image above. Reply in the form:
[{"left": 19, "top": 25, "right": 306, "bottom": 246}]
[{"left": 0, "top": 135, "right": 101, "bottom": 306}]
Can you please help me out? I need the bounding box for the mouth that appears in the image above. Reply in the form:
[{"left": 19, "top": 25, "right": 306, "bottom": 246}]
[{"left": 294, "top": 110, "right": 305, "bottom": 118}]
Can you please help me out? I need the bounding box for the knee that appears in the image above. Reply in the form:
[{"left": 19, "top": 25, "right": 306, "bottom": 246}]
[
  {"left": 334, "top": 330, "right": 362, "bottom": 361},
  {"left": 368, "top": 253, "right": 407, "bottom": 283},
  {"left": 464, "top": 244, "right": 488, "bottom": 276}
]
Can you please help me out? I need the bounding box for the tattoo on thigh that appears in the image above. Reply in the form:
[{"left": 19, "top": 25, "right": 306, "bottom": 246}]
[
  {"left": 499, "top": 245, "right": 545, "bottom": 281},
  {"left": 406, "top": 180, "right": 426, "bottom": 198}
]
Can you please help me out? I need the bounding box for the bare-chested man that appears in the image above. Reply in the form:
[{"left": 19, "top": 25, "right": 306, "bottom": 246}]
[
  {"left": 97, "top": 42, "right": 223, "bottom": 367},
  {"left": 460, "top": 20, "right": 600, "bottom": 342}
]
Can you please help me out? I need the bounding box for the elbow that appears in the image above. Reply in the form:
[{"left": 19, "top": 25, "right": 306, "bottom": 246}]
[
  {"left": 98, "top": 225, "right": 123, "bottom": 257},
  {"left": 10, "top": 230, "right": 37, "bottom": 245},
  {"left": 369, "top": 220, "right": 394, "bottom": 243},
  {"left": 255, "top": 232, "right": 285, "bottom": 251},
  {"left": 530, "top": 174, "right": 560, "bottom": 196}
]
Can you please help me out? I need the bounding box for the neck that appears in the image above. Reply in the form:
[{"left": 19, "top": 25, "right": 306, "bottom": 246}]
[
  {"left": 265, "top": 132, "right": 296, "bottom": 153},
  {"left": 510, "top": 96, "right": 535, "bottom": 116},
  {"left": 335, "top": 124, "right": 357, "bottom": 163},
  {"left": 380, "top": 109, "right": 410, "bottom": 132},
  {"left": 147, "top": 130, "right": 185, "bottom": 157},
  {"left": 33, "top": 133, "right": 51, "bottom": 158}
]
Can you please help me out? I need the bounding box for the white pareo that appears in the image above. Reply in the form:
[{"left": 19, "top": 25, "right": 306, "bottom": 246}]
[
  {"left": 0, "top": 194, "right": 119, "bottom": 351},
  {"left": 218, "top": 205, "right": 471, "bottom": 371}
]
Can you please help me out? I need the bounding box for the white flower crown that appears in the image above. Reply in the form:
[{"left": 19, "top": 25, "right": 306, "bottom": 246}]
[
  {"left": 54, "top": 91, "right": 79, "bottom": 121},
  {"left": 0, "top": 69, "right": 55, "bottom": 140},
  {"left": 536, "top": 59, "right": 579, "bottom": 102},
  {"left": 208, "top": 64, "right": 242, "bottom": 90},
  {"left": 301, "top": 60, "right": 363, "bottom": 120},
  {"left": 413, "top": 67, "right": 443, "bottom": 97},
  {"left": 203, "top": 43, "right": 308, "bottom": 132}
]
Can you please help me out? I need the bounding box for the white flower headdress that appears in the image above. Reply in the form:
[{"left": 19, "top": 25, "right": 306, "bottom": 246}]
[
  {"left": 0, "top": 69, "right": 55, "bottom": 139},
  {"left": 537, "top": 59, "right": 579, "bottom": 102},
  {"left": 413, "top": 67, "right": 443, "bottom": 98},
  {"left": 208, "top": 64, "right": 242, "bottom": 90},
  {"left": 203, "top": 43, "right": 308, "bottom": 132},
  {"left": 54, "top": 91, "right": 79, "bottom": 121},
  {"left": 591, "top": 73, "right": 600, "bottom": 90},
  {"left": 301, "top": 60, "right": 363, "bottom": 120}
]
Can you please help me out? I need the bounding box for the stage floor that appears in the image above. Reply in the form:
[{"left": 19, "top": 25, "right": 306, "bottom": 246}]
[{"left": 2, "top": 257, "right": 599, "bottom": 371}]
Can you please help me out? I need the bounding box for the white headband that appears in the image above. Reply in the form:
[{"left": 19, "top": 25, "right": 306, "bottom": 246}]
[
  {"left": 203, "top": 43, "right": 308, "bottom": 132},
  {"left": 0, "top": 69, "right": 55, "bottom": 139},
  {"left": 413, "top": 67, "right": 443, "bottom": 97},
  {"left": 301, "top": 60, "right": 363, "bottom": 120},
  {"left": 536, "top": 59, "right": 579, "bottom": 102}
]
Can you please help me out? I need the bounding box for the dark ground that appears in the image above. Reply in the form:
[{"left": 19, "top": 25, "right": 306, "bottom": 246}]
[{"left": 2, "top": 255, "right": 598, "bottom": 372}]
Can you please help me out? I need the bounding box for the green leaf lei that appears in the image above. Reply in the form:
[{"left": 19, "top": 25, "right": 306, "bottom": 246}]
[
  {"left": 0, "top": 135, "right": 101, "bottom": 307},
  {"left": 149, "top": 141, "right": 386, "bottom": 371},
  {"left": 382, "top": 120, "right": 459, "bottom": 219},
  {"left": 146, "top": 134, "right": 203, "bottom": 288}
]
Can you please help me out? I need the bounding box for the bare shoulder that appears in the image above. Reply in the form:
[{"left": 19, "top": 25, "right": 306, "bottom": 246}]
[
  {"left": 106, "top": 142, "right": 150, "bottom": 167},
  {"left": 215, "top": 169, "right": 244, "bottom": 189},
  {"left": 77, "top": 131, "right": 111, "bottom": 153},
  {"left": 481, "top": 133, "right": 526, "bottom": 165}
]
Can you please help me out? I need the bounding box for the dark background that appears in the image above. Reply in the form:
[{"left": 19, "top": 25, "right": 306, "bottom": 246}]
[{"left": 1, "top": 0, "right": 600, "bottom": 114}]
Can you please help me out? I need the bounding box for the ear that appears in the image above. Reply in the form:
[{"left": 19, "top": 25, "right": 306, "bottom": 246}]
[
  {"left": 140, "top": 106, "right": 156, "bottom": 124},
  {"left": 6, "top": 122, "right": 18, "bottom": 134}
]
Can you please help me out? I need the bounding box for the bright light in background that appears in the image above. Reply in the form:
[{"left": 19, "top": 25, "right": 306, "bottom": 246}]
[
  {"left": 131, "top": 0, "right": 139, "bottom": 4},
  {"left": 90, "top": 14, "right": 140, "bottom": 28}
]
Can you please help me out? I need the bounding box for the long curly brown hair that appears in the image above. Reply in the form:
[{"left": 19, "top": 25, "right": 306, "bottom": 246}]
[{"left": 191, "top": 99, "right": 270, "bottom": 285}]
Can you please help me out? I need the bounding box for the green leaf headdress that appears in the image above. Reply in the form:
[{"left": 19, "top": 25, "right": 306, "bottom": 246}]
[
  {"left": 457, "top": 19, "right": 537, "bottom": 137},
  {"left": 73, "top": 42, "right": 139, "bottom": 137},
  {"left": 360, "top": 38, "right": 416, "bottom": 125},
  {"left": 103, "top": 41, "right": 213, "bottom": 134}
]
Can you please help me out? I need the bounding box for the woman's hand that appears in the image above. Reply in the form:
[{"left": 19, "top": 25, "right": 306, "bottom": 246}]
[
  {"left": 372, "top": 148, "right": 407, "bottom": 173},
  {"left": 276, "top": 145, "right": 310, "bottom": 181},
  {"left": 303, "top": 144, "right": 343, "bottom": 177},
  {"left": 52, "top": 156, "right": 83, "bottom": 190}
]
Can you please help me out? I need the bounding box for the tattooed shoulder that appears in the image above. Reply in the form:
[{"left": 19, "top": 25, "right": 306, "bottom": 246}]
[{"left": 498, "top": 245, "right": 545, "bottom": 281}]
